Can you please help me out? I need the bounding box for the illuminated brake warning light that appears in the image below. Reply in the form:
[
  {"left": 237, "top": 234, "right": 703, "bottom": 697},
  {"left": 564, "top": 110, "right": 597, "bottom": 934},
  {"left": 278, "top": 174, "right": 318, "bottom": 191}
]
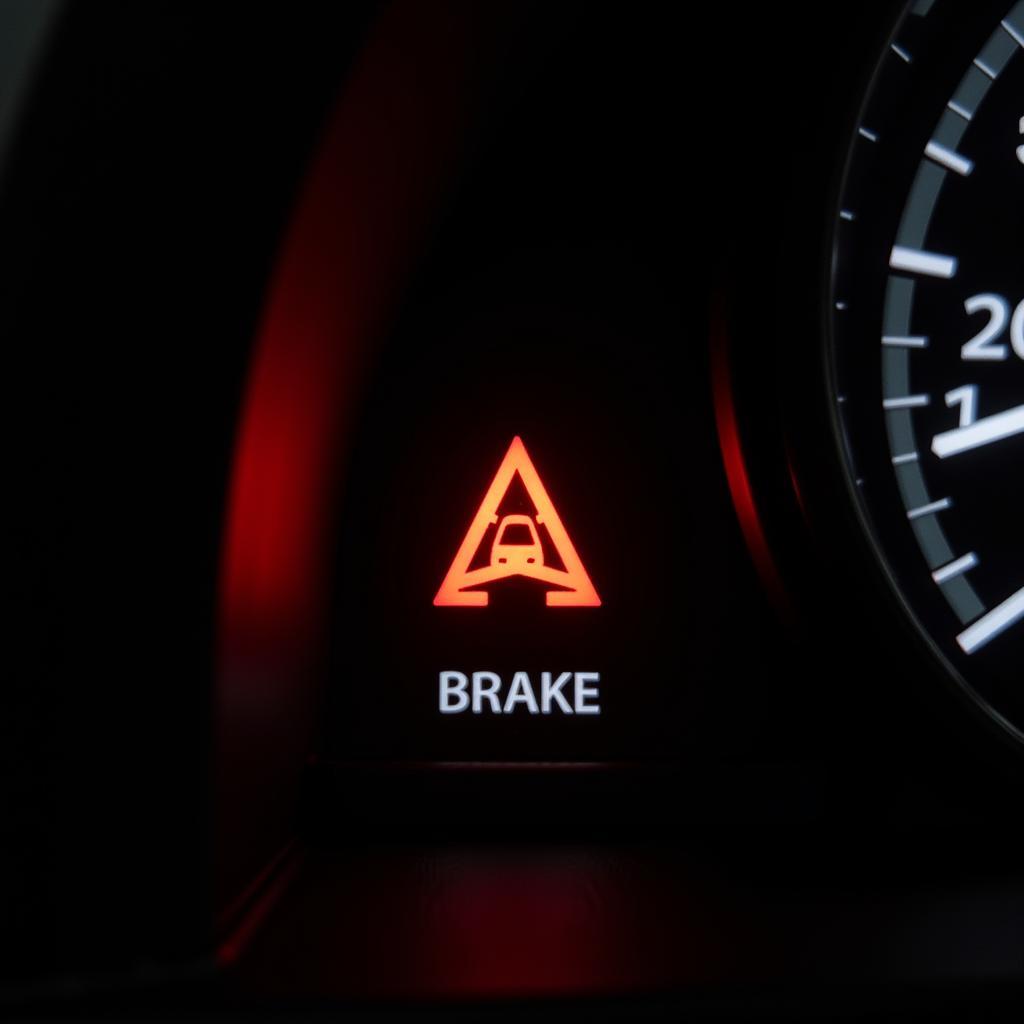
[{"left": 433, "top": 436, "right": 601, "bottom": 607}]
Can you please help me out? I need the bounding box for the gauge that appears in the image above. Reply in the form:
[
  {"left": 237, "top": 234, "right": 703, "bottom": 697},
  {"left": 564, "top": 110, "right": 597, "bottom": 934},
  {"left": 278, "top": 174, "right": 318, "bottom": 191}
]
[{"left": 830, "top": 0, "right": 1023, "bottom": 747}]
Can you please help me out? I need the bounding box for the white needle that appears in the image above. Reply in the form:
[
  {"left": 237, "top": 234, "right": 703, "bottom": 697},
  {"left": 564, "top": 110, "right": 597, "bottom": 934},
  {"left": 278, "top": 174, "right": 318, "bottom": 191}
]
[{"left": 931, "top": 404, "right": 1024, "bottom": 458}]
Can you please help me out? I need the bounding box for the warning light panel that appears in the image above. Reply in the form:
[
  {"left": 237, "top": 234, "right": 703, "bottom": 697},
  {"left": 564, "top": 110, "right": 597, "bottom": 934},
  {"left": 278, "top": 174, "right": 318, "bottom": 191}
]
[{"left": 433, "top": 436, "right": 601, "bottom": 607}]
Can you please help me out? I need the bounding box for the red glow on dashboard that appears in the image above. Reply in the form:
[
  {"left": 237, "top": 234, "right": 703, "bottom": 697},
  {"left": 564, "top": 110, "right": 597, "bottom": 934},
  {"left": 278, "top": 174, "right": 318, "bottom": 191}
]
[
  {"left": 710, "top": 306, "right": 793, "bottom": 619},
  {"left": 215, "top": 0, "right": 508, "bottom": 913},
  {"left": 220, "top": 5, "right": 483, "bottom": 642},
  {"left": 225, "top": 847, "right": 750, "bottom": 1001},
  {"left": 415, "top": 854, "right": 640, "bottom": 997}
]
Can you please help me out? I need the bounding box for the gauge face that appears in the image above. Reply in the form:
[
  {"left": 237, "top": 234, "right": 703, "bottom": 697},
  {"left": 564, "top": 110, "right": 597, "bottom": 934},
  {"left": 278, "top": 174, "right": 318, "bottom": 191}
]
[{"left": 831, "top": 1, "right": 1023, "bottom": 744}]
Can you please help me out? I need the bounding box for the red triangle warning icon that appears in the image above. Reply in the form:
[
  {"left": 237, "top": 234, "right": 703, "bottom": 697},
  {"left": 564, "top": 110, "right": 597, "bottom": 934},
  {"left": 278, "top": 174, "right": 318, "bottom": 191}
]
[{"left": 433, "top": 436, "right": 601, "bottom": 607}]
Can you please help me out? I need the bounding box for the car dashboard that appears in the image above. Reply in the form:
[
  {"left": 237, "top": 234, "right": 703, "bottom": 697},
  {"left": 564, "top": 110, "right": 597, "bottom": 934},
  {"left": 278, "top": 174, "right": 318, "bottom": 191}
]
[{"left": 4, "top": 1, "right": 1022, "bottom": 1020}]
